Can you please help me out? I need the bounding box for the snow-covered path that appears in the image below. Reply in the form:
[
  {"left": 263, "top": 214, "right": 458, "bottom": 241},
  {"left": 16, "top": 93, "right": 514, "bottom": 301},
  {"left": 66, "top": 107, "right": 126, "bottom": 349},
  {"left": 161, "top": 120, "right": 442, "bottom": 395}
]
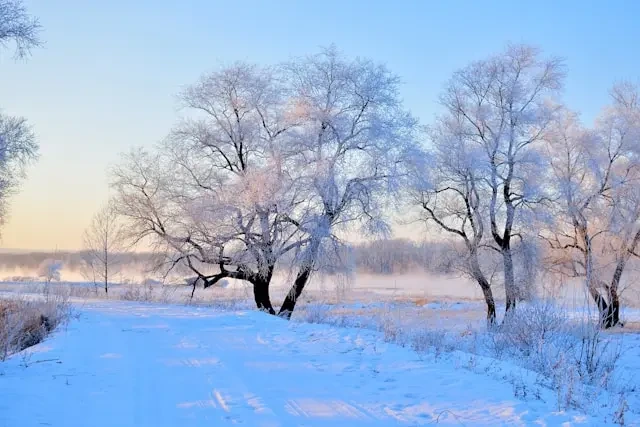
[{"left": 0, "top": 302, "right": 590, "bottom": 426}]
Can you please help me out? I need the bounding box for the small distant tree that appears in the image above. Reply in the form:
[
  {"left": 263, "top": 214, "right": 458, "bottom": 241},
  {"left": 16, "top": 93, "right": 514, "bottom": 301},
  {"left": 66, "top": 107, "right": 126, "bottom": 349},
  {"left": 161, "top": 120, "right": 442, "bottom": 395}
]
[
  {"left": 82, "top": 203, "right": 127, "bottom": 295},
  {"left": 37, "top": 258, "right": 62, "bottom": 290},
  {"left": 0, "top": 0, "right": 42, "bottom": 59}
]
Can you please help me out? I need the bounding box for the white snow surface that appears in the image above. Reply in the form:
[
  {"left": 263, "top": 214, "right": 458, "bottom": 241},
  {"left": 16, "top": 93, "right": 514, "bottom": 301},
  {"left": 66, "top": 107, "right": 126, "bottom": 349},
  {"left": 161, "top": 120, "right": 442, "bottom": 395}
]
[{"left": 0, "top": 301, "right": 607, "bottom": 426}]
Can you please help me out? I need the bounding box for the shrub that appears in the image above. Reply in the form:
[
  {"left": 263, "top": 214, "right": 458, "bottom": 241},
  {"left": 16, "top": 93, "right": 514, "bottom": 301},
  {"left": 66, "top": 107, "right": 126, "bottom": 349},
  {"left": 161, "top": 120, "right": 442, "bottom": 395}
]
[
  {"left": 121, "top": 283, "right": 154, "bottom": 302},
  {"left": 0, "top": 294, "right": 71, "bottom": 361},
  {"left": 487, "top": 301, "right": 622, "bottom": 410},
  {"left": 299, "top": 303, "right": 331, "bottom": 324}
]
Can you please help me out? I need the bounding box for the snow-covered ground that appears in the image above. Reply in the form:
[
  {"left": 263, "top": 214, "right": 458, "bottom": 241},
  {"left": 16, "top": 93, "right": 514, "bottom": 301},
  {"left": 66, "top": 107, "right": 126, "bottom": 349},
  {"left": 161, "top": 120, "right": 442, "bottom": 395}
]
[
  {"left": 0, "top": 300, "right": 618, "bottom": 427},
  {"left": 2, "top": 274, "right": 640, "bottom": 426}
]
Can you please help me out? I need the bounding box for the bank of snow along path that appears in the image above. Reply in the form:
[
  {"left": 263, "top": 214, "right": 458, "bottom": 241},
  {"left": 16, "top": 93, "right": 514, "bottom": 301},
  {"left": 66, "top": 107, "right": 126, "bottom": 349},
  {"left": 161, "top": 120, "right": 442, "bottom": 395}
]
[{"left": 0, "top": 301, "right": 592, "bottom": 426}]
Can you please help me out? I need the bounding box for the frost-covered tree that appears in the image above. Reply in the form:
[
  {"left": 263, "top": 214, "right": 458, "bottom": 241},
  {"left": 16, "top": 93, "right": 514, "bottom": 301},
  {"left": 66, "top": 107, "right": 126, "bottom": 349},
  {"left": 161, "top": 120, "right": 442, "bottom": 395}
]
[
  {"left": 82, "top": 203, "right": 127, "bottom": 295},
  {"left": 544, "top": 84, "right": 640, "bottom": 328},
  {"left": 276, "top": 47, "right": 418, "bottom": 318},
  {"left": 37, "top": 259, "right": 62, "bottom": 283},
  {"left": 411, "top": 114, "right": 497, "bottom": 324},
  {"left": 0, "top": 0, "right": 41, "bottom": 59},
  {"left": 0, "top": 114, "right": 37, "bottom": 227},
  {"left": 112, "top": 49, "right": 417, "bottom": 318},
  {"left": 439, "top": 44, "right": 564, "bottom": 314},
  {"left": 0, "top": 0, "right": 40, "bottom": 231},
  {"left": 111, "top": 63, "right": 305, "bottom": 313}
]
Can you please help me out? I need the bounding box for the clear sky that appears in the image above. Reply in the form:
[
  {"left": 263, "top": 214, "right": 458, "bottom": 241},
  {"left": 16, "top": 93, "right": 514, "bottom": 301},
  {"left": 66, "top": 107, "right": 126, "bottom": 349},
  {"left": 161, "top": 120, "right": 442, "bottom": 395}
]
[{"left": 1, "top": 0, "right": 638, "bottom": 250}]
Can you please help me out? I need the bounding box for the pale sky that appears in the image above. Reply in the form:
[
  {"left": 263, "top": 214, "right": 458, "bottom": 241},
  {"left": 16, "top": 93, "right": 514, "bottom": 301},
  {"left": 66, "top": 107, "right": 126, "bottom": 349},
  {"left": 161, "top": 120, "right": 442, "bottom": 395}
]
[{"left": 1, "top": 0, "right": 638, "bottom": 250}]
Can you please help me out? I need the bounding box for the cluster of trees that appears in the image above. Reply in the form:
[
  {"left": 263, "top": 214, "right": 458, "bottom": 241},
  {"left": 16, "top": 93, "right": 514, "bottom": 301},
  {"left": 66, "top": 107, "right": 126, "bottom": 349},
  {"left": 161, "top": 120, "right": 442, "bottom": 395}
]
[
  {"left": 412, "top": 46, "right": 640, "bottom": 326},
  {"left": 352, "top": 239, "right": 455, "bottom": 275},
  {"left": 105, "top": 44, "right": 639, "bottom": 327}
]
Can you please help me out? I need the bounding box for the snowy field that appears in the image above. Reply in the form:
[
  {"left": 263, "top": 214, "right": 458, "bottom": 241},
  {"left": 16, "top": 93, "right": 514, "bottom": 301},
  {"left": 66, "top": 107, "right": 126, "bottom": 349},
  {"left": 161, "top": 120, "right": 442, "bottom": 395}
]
[
  {"left": 1, "top": 276, "right": 639, "bottom": 426},
  {"left": 0, "top": 300, "right": 627, "bottom": 427}
]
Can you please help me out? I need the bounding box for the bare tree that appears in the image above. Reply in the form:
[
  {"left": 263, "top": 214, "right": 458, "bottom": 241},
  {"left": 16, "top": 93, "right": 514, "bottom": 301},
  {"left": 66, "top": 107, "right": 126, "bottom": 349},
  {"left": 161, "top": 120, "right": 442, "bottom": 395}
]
[
  {"left": 111, "top": 63, "right": 305, "bottom": 313},
  {"left": 111, "top": 50, "right": 417, "bottom": 319},
  {"left": 411, "top": 115, "right": 497, "bottom": 324},
  {"left": 439, "top": 44, "right": 565, "bottom": 315},
  {"left": 82, "top": 203, "right": 127, "bottom": 295},
  {"left": 544, "top": 85, "right": 640, "bottom": 327},
  {"left": 277, "top": 46, "right": 419, "bottom": 318},
  {"left": 0, "top": 0, "right": 40, "bottom": 230},
  {"left": 0, "top": 0, "right": 42, "bottom": 59},
  {"left": 0, "top": 113, "right": 38, "bottom": 229}
]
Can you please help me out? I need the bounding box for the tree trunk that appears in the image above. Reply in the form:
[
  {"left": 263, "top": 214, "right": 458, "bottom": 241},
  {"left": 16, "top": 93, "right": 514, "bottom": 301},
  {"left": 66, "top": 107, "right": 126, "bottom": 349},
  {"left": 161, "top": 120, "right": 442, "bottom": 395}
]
[
  {"left": 278, "top": 240, "right": 321, "bottom": 320},
  {"left": 469, "top": 253, "right": 496, "bottom": 325},
  {"left": 104, "top": 246, "right": 109, "bottom": 295},
  {"left": 253, "top": 279, "right": 275, "bottom": 315},
  {"left": 588, "top": 286, "right": 610, "bottom": 328},
  {"left": 278, "top": 266, "right": 312, "bottom": 320},
  {"left": 582, "top": 229, "right": 616, "bottom": 328},
  {"left": 602, "top": 258, "right": 625, "bottom": 328},
  {"left": 604, "top": 229, "right": 640, "bottom": 328},
  {"left": 603, "top": 289, "right": 620, "bottom": 328},
  {"left": 502, "top": 247, "right": 517, "bottom": 315}
]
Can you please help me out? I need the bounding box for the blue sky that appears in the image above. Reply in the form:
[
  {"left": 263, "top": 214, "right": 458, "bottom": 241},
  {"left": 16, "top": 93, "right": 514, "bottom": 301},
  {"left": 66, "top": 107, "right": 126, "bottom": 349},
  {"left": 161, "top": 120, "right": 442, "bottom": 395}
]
[{"left": 1, "top": 0, "right": 638, "bottom": 250}]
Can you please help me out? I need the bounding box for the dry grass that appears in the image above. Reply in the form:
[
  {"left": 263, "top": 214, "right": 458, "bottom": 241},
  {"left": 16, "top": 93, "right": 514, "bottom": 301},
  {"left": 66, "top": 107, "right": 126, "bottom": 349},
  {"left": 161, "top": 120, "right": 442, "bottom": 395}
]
[{"left": 0, "top": 294, "right": 71, "bottom": 361}]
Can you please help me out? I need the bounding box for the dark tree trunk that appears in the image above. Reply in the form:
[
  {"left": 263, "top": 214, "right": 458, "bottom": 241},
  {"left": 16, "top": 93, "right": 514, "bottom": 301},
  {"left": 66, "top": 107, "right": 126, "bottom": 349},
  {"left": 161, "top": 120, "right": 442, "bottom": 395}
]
[
  {"left": 104, "top": 248, "right": 109, "bottom": 295},
  {"left": 253, "top": 279, "right": 275, "bottom": 315},
  {"left": 194, "top": 263, "right": 278, "bottom": 315},
  {"left": 589, "top": 287, "right": 610, "bottom": 328},
  {"left": 278, "top": 266, "right": 312, "bottom": 320},
  {"left": 479, "top": 278, "right": 496, "bottom": 326},
  {"left": 278, "top": 241, "right": 321, "bottom": 320},
  {"left": 603, "top": 293, "right": 620, "bottom": 328},
  {"left": 502, "top": 246, "right": 517, "bottom": 316},
  {"left": 469, "top": 253, "right": 496, "bottom": 325},
  {"left": 579, "top": 225, "right": 621, "bottom": 329},
  {"left": 601, "top": 259, "right": 625, "bottom": 328}
]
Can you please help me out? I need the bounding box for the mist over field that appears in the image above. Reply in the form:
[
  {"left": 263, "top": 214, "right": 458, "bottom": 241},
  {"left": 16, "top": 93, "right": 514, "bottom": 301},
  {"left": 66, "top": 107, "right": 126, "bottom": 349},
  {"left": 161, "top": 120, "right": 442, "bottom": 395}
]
[{"left": 2, "top": 243, "right": 639, "bottom": 309}]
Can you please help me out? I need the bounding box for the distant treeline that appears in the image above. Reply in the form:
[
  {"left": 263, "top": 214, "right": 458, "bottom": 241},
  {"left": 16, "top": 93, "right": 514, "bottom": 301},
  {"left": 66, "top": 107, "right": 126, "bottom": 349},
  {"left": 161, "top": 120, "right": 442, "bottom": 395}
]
[
  {"left": 0, "top": 251, "right": 153, "bottom": 273},
  {"left": 0, "top": 240, "right": 458, "bottom": 276}
]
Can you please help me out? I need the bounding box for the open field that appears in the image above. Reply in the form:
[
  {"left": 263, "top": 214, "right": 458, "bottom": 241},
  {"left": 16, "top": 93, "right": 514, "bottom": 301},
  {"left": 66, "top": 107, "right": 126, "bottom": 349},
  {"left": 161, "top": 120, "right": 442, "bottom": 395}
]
[
  {"left": 2, "top": 300, "right": 636, "bottom": 427},
  {"left": 1, "top": 274, "right": 640, "bottom": 426}
]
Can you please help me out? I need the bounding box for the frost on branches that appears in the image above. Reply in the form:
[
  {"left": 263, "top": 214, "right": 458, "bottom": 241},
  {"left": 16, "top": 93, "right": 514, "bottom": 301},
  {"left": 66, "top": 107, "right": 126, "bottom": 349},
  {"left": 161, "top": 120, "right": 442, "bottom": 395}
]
[
  {"left": 111, "top": 49, "right": 419, "bottom": 317},
  {"left": 543, "top": 83, "right": 640, "bottom": 328}
]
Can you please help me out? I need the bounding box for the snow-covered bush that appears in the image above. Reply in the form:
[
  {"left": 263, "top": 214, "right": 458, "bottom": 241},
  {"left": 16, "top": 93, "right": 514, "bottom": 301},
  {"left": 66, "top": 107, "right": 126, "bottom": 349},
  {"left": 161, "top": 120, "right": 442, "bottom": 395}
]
[
  {"left": 121, "top": 283, "right": 154, "bottom": 302},
  {"left": 571, "top": 322, "right": 621, "bottom": 386},
  {"left": 292, "top": 298, "right": 626, "bottom": 414},
  {"left": 409, "top": 329, "right": 448, "bottom": 358},
  {"left": 142, "top": 278, "right": 162, "bottom": 287},
  {"left": 486, "top": 301, "right": 622, "bottom": 410},
  {"left": 491, "top": 301, "right": 566, "bottom": 356},
  {"left": 488, "top": 302, "right": 620, "bottom": 383},
  {"left": 120, "top": 282, "right": 179, "bottom": 304},
  {"left": 298, "top": 303, "right": 331, "bottom": 324}
]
